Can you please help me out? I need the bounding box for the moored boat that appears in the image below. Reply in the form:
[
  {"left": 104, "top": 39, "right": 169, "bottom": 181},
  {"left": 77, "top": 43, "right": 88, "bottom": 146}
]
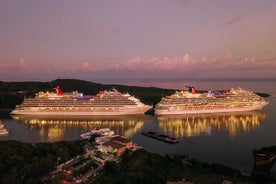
[
  {"left": 80, "top": 128, "right": 114, "bottom": 139},
  {"left": 142, "top": 130, "right": 179, "bottom": 143},
  {"left": 0, "top": 121, "right": 8, "bottom": 136}
]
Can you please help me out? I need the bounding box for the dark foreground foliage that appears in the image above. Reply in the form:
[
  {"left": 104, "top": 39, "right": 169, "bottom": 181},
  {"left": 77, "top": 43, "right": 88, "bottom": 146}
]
[
  {"left": 96, "top": 149, "right": 267, "bottom": 184},
  {"left": 0, "top": 141, "right": 275, "bottom": 184},
  {"left": 0, "top": 140, "right": 85, "bottom": 184}
]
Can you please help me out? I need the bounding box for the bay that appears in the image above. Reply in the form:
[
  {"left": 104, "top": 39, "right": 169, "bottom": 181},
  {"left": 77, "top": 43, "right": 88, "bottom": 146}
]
[{"left": 1, "top": 79, "right": 276, "bottom": 174}]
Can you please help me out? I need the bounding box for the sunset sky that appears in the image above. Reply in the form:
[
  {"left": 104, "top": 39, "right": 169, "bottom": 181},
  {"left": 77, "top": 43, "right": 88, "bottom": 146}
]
[{"left": 0, "top": 0, "right": 276, "bottom": 82}]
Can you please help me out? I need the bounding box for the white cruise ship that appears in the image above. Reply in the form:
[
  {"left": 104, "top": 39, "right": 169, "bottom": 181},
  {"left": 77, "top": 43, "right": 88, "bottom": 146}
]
[
  {"left": 155, "top": 86, "right": 268, "bottom": 115},
  {"left": 11, "top": 86, "right": 152, "bottom": 115}
]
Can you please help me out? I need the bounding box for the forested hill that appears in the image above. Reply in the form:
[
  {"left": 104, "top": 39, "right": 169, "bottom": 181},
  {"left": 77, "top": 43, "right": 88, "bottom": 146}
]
[{"left": 0, "top": 79, "right": 176, "bottom": 112}]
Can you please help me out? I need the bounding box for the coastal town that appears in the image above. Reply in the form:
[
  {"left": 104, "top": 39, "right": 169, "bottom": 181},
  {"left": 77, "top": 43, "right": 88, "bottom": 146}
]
[
  {"left": 41, "top": 127, "right": 275, "bottom": 184},
  {"left": 43, "top": 128, "right": 140, "bottom": 184}
]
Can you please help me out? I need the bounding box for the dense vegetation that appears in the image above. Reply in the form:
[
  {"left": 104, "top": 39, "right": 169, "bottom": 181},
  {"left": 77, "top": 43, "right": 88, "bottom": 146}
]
[
  {"left": 0, "top": 79, "right": 176, "bottom": 112},
  {"left": 0, "top": 140, "right": 275, "bottom": 184},
  {"left": 96, "top": 149, "right": 276, "bottom": 184},
  {"left": 0, "top": 140, "right": 85, "bottom": 184},
  {"left": 96, "top": 149, "right": 250, "bottom": 184}
]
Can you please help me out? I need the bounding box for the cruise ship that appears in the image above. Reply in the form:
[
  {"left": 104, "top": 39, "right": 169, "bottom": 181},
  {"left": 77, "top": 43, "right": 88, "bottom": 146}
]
[
  {"left": 155, "top": 86, "right": 268, "bottom": 115},
  {"left": 11, "top": 86, "right": 152, "bottom": 115}
]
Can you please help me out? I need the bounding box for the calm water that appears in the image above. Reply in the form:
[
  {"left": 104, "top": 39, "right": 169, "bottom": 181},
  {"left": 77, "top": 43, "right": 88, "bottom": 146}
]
[{"left": 1, "top": 79, "right": 276, "bottom": 174}]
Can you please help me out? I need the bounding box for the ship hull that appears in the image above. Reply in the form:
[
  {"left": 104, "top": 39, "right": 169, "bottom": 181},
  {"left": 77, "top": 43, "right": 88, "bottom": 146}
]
[
  {"left": 155, "top": 101, "right": 268, "bottom": 115},
  {"left": 11, "top": 106, "right": 152, "bottom": 116}
]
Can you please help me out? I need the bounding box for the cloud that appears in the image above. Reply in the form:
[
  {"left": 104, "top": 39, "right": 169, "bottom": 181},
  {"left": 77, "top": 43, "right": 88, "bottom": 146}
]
[
  {"left": 2, "top": 53, "right": 275, "bottom": 81},
  {"left": 0, "top": 58, "right": 32, "bottom": 73},
  {"left": 80, "top": 61, "right": 95, "bottom": 71},
  {"left": 126, "top": 57, "right": 143, "bottom": 70},
  {"left": 237, "top": 57, "right": 276, "bottom": 70},
  {"left": 224, "top": 13, "right": 245, "bottom": 26},
  {"left": 18, "top": 58, "right": 26, "bottom": 66},
  {"left": 72, "top": 61, "right": 96, "bottom": 72},
  {"left": 108, "top": 60, "right": 124, "bottom": 70},
  {"left": 0, "top": 58, "right": 55, "bottom": 81},
  {"left": 223, "top": 52, "right": 233, "bottom": 61},
  {"left": 111, "top": 52, "right": 276, "bottom": 76}
]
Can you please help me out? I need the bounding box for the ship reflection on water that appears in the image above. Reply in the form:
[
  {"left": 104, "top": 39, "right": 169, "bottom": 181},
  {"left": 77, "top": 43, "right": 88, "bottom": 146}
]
[
  {"left": 157, "top": 110, "right": 267, "bottom": 138},
  {"left": 12, "top": 115, "right": 149, "bottom": 142},
  {"left": 11, "top": 110, "right": 267, "bottom": 142}
]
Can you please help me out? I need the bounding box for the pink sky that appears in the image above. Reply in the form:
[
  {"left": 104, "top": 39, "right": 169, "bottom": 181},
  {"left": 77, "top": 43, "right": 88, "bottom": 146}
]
[{"left": 0, "top": 0, "right": 276, "bottom": 81}]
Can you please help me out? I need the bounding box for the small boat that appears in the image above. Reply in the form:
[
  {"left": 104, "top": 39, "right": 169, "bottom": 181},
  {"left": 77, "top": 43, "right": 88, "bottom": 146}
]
[
  {"left": 142, "top": 130, "right": 179, "bottom": 144},
  {"left": 0, "top": 121, "right": 8, "bottom": 136},
  {"left": 80, "top": 128, "right": 114, "bottom": 139}
]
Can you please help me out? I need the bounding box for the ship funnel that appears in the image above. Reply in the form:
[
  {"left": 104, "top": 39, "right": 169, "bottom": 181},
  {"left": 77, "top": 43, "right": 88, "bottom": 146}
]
[
  {"left": 54, "top": 86, "right": 64, "bottom": 96},
  {"left": 186, "top": 86, "right": 197, "bottom": 94},
  {"left": 192, "top": 87, "right": 197, "bottom": 94}
]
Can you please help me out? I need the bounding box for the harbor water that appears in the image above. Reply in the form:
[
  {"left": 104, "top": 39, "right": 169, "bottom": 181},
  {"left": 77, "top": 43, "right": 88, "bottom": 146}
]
[{"left": 1, "top": 79, "right": 276, "bottom": 174}]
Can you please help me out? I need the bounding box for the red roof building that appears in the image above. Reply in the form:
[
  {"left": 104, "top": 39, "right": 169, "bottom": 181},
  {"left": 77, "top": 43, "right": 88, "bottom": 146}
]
[{"left": 97, "top": 135, "right": 134, "bottom": 155}]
